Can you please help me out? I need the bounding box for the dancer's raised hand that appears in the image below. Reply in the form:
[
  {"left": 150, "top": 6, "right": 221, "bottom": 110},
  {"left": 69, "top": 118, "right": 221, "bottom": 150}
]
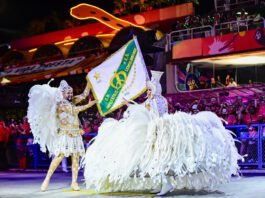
[
  {"left": 88, "top": 98, "right": 98, "bottom": 106},
  {"left": 123, "top": 97, "right": 130, "bottom": 106}
]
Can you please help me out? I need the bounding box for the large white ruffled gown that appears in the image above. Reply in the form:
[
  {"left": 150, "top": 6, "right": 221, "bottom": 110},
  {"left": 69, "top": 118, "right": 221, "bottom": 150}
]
[{"left": 83, "top": 103, "right": 240, "bottom": 192}]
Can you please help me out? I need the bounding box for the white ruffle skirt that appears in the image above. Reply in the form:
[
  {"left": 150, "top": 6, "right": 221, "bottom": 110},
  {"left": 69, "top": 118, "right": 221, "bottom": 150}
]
[
  {"left": 83, "top": 104, "right": 241, "bottom": 192},
  {"left": 51, "top": 134, "right": 85, "bottom": 157}
]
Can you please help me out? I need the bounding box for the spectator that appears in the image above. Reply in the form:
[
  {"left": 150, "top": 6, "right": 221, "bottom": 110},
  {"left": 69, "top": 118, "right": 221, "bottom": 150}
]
[
  {"left": 210, "top": 77, "right": 217, "bottom": 88},
  {"left": 227, "top": 78, "right": 238, "bottom": 87},
  {"left": 245, "top": 100, "right": 259, "bottom": 124},
  {"left": 210, "top": 77, "right": 224, "bottom": 88},
  {"left": 239, "top": 127, "right": 249, "bottom": 156},
  {"left": 257, "top": 96, "right": 265, "bottom": 122},
  {"left": 226, "top": 105, "right": 237, "bottom": 125},
  {"left": 92, "top": 120, "right": 99, "bottom": 132},
  {"left": 20, "top": 116, "right": 30, "bottom": 135},
  {"left": 167, "top": 96, "right": 176, "bottom": 113},
  {"left": 6, "top": 119, "right": 19, "bottom": 167},
  {"left": 174, "top": 102, "right": 182, "bottom": 111},
  {"left": 16, "top": 122, "right": 28, "bottom": 171},
  {"left": 191, "top": 100, "right": 199, "bottom": 114},
  {"left": 219, "top": 102, "right": 229, "bottom": 119},
  {"left": 216, "top": 75, "right": 225, "bottom": 87},
  {"left": 225, "top": 74, "right": 231, "bottom": 86},
  {"left": 0, "top": 121, "right": 9, "bottom": 170},
  {"left": 236, "top": 103, "right": 247, "bottom": 124},
  {"left": 247, "top": 126, "right": 258, "bottom": 162},
  {"left": 83, "top": 121, "right": 92, "bottom": 134}
]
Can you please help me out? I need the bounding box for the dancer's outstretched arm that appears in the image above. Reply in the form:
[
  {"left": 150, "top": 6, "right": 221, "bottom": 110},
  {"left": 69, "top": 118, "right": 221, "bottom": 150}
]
[
  {"left": 73, "top": 75, "right": 91, "bottom": 104},
  {"left": 58, "top": 99, "right": 97, "bottom": 114},
  {"left": 73, "top": 99, "right": 97, "bottom": 113}
]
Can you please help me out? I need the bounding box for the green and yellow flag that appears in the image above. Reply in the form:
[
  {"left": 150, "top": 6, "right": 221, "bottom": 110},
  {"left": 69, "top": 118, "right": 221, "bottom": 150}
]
[{"left": 88, "top": 37, "right": 149, "bottom": 116}]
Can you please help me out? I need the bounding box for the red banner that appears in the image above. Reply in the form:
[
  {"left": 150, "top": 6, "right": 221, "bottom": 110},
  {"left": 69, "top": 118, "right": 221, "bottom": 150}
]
[
  {"left": 172, "top": 28, "right": 265, "bottom": 60},
  {"left": 202, "top": 34, "right": 235, "bottom": 56},
  {"left": 172, "top": 38, "right": 203, "bottom": 59},
  {"left": 234, "top": 29, "right": 265, "bottom": 51}
]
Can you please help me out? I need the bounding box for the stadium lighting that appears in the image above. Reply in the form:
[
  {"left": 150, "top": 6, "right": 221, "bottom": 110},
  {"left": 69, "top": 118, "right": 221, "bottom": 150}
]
[
  {"left": 0, "top": 77, "right": 11, "bottom": 84},
  {"left": 236, "top": 11, "right": 248, "bottom": 15},
  {"left": 193, "top": 51, "right": 265, "bottom": 65},
  {"left": 70, "top": 3, "right": 147, "bottom": 31},
  {"left": 28, "top": 48, "right": 37, "bottom": 53},
  {"left": 64, "top": 42, "right": 75, "bottom": 46},
  {"left": 55, "top": 38, "right": 78, "bottom": 45},
  {"left": 224, "top": 56, "right": 265, "bottom": 65}
]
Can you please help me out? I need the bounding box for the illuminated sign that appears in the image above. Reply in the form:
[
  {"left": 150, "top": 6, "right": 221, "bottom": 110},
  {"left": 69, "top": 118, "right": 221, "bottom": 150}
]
[
  {"left": 1, "top": 56, "right": 85, "bottom": 76},
  {"left": 70, "top": 3, "right": 147, "bottom": 31}
]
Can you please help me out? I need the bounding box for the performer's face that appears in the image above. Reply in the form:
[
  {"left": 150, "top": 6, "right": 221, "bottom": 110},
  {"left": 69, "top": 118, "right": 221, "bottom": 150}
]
[{"left": 63, "top": 90, "right": 73, "bottom": 101}]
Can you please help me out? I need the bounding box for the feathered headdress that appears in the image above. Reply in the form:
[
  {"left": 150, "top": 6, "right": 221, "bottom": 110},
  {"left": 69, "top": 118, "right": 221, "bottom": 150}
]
[
  {"left": 58, "top": 80, "right": 73, "bottom": 92},
  {"left": 146, "top": 70, "right": 163, "bottom": 96}
]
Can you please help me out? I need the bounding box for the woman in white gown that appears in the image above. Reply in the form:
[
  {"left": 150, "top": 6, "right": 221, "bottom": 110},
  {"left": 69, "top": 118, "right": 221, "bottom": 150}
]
[{"left": 83, "top": 71, "right": 241, "bottom": 195}]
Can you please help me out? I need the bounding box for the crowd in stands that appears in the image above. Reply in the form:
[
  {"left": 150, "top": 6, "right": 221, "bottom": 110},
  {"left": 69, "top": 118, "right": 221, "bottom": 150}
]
[
  {"left": 112, "top": 0, "right": 198, "bottom": 16},
  {"left": 186, "top": 74, "right": 239, "bottom": 91},
  {"left": 171, "top": 8, "right": 261, "bottom": 30},
  {"left": 170, "top": 4, "right": 265, "bottom": 41},
  {"left": 0, "top": 117, "right": 31, "bottom": 170},
  {"left": 167, "top": 93, "right": 265, "bottom": 125}
]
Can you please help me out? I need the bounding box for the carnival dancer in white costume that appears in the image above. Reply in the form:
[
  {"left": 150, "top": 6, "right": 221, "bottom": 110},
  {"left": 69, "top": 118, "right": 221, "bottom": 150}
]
[
  {"left": 27, "top": 77, "right": 97, "bottom": 192},
  {"left": 83, "top": 71, "right": 241, "bottom": 195}
]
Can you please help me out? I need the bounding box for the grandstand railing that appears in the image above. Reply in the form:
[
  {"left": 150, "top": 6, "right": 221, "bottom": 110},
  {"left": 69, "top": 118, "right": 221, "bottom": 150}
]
[
  {"left": 214, "top": 0, "right": 259, "bottom": 12},
  {"left": 167, "top": 17, "right": 265, "bottom": 50},
  {"left": 170, "top": 84, "right": 265, "bottom": 106},
  {"left": 168, "top": 25, "right": 214, "bottom": 50},
  {"left": 27, "top": 124, "right": 265, "bottom": 169},
  {"left": 215, "top": 17, "right": 265, "bottom": 36}
]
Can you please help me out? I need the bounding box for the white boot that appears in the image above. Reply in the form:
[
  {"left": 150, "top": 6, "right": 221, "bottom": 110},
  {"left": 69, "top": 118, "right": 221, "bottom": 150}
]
[
  {"left": 150, "top": 188, "right": 160, "bottom": 194},
  {"left": 71, "top": 154, "right": 80, "bottom": 191},
  {"left": 157, "top": 176, "right": 174, "bottom": 196},
  {"left": 41, "top": 154, "right": 64, "bottom": 192}
]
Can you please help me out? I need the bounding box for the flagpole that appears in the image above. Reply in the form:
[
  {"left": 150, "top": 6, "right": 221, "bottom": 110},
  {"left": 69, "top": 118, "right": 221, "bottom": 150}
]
[{"left": 133, "top": 35, "right": 150, "bottom": 81}]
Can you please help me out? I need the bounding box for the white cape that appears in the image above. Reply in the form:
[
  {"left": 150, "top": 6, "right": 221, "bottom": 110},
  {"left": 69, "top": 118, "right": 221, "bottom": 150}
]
[
  {"left": 83, "top": 104, "right": 240, "bottom": 192},
  {"left": 27, "top": 84, "right": 61, "bottom": 154}
]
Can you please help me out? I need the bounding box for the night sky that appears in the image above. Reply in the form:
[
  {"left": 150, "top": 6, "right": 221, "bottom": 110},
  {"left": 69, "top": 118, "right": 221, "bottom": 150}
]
[
  {"left": 0, "top": 0, "right": 211, "bottom": 43},
  {"left": 0, "top": 0, "right": 114, "bottom": 28},
  {"left": 0, "top": 0, "right": 115, "bottom": 42}
]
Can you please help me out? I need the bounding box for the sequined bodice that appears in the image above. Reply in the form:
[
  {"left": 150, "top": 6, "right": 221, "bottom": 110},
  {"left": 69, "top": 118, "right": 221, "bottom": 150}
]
[{"left": 57, "top": 100, "right": 80, "bottom": 128}]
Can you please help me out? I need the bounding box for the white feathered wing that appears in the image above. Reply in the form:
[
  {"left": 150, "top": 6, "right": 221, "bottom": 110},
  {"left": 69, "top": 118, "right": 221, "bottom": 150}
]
[{"left": 27, "top": 83, "right": 62, "bottom": 155}]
